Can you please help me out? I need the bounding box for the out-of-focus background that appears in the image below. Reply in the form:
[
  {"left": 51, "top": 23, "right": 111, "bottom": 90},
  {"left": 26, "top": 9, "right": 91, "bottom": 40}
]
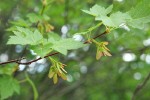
[{"left": 0, "top": 0, "right": 150, "bottom": 100}]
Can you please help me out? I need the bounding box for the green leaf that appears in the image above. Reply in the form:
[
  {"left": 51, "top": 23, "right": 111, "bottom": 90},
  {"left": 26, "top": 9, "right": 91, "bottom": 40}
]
[
  {"left": 127, "top": 0, "right": 150, "bottom": 29},
  {"left": 0, "top": 66, "right": 17, "bottom": 75},
  {"left": 52, "top": 38, "right": 85, "bottom": 55},
  {"left": 82, "top": 4, "right": 132, "bottom": 28},
  {"left": 105, "top": 5, "right": 113, "bottom": 14},
  {"left": 27, "top": 13, "right": 50, "bottom": 23},
  {"left": 42, "top": 14, "right": 50, "bottom": 21},
  {"left": 96, "top": 12, "right": 131, "bottom": 27},
  {"left": 6, "top": 26, "right": 17, "bottom": 31},
  {"left": 47, "top": 32, "right": 61, "bottom": 43},
  {"left": 30, "top": 43, "right": 53, "bottom": 57},
  {"left": 27, "top": 13, "right": 42, "bottom": 23},
  {"left": 0, "top": 75, "right": 20, "bottom": 100},
  {"left": 128, "top": 0, "right": 150, "bottom": 19},
  {"left": 82, "top": 4, "right": 113, "bottom": 17},
  {"left": 9, "top": 19, "right": 30, "bottom": 27},
  {"left": 29, "top": 32, "right": 60, "bottom": 57},
  {"left": 7, "top": 27, "right": 43, "bottom": 45}
]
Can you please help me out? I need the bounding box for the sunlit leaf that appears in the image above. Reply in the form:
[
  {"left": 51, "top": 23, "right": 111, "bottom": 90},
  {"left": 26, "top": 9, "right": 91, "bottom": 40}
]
[
  {"left": 52, "top": 38, "right": 85, "bottom": 55},
  {"left": 82, "top": 4, "right": 113, "bottom": 17},
  {"left": 96, "top": 12, "right": 131, "bottom": 27},
  {"left": 30, "top": 43, "right": 53, "bottom": 57},
  {"left": 7, "top": 27, "right": 43, "bottom": 45}
]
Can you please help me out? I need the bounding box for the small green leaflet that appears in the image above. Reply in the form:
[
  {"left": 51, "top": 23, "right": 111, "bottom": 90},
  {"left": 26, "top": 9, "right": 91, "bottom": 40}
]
[
  {"left": 0, "top": 75, "right": 20, "bottom": 100},
  {"left": 52, "top": 38, "right": 85, "bottom": 55},
  {"left": 7, "top": 27, "right": 43, "bottom": 45},
  {"left": 127, "top": 0, "right": 150, "bottom": 29},
  {"left": 82, "top": 4, "right": 113, "bottom": 17}
]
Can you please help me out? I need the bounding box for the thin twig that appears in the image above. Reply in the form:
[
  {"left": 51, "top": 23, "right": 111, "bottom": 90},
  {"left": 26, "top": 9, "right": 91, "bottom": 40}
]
[
  {"left": 36, "top": 0, "right": 46, "bottom": 27},
  {"left": 0, "top": 57, "right": 26, "bottom": 65},
  {"left": 0, "top": 31, "right": 107, "bottom": 65},
  {"left": 17, "top": 52, "right": 59, "bottom": 65},
  {"left": 84, "top": 31, "right": 107, "bottom": 44},
  {"left": 132, "top": 72, "right": 150, "bottom": 100}
]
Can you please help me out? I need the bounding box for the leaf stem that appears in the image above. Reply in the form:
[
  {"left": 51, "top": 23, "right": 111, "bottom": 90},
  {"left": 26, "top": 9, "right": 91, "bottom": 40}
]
[
  {"left": 19, "top": 79, "right": 27, "bottom": 83},
  {"left": 25, "top": 72, "right": 38, "bottom": 100},
  {"left": 88, "top": 22, "right": 103, "bottom": 31}
]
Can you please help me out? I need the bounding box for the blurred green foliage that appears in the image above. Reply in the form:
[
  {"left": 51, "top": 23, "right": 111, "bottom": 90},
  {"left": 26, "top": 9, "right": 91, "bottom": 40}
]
[{"left": 0, "top": 0, "right": 150, "bottom": 100}]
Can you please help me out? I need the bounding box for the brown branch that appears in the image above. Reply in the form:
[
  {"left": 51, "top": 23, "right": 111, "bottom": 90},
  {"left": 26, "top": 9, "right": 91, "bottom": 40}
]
[
  {"left": 0, "top": 57, "right": 26, "bottom": 65},
  {"left": 18, "top": 52, "right": 59, "bottom": 65},
  {"left": 0, "top": 31, "right": 107, "bottom": 65},
  {"left": 132, "top": 72, "right": 150, "bottom": 100},
  {"left": 84, "top": 31, "right": 107, "bottom": 44}
]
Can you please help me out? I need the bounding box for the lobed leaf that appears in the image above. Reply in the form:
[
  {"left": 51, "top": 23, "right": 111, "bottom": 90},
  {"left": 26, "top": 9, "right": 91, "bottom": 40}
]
[
  {"left": 127, "top": 0, "right": 150, "bottom": 29},
  {"left": 30, "top": 43, "right": 53, "bottom": 57},
  {"left": 51, "top": 38, "right": 85, "bottom": 55},
  {"left": 96, "top": 12, "right": 131, "bottom": 27},
  {"left": 7, "top": 27, "right": 43, "bottom": 45}
]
